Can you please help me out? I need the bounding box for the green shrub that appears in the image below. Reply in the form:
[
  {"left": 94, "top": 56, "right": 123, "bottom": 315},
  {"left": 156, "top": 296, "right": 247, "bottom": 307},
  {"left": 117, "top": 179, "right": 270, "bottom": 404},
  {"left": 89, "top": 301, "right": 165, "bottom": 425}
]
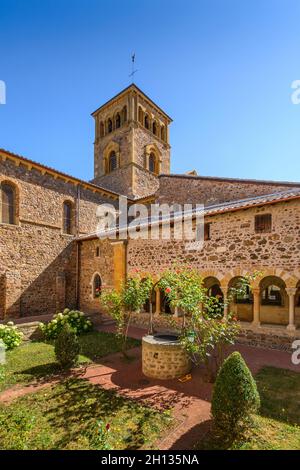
[
  {"left": 211, "top": 351, "right": 260, "bottom": 438},
  {"left": 0, "top": 322, "right": 23, "bottom": 350},
  {"left": 54, "top": 324, "right": 80, "bottom": 369},
  {"left": 39, "top": 309, "right": 93, "bottom": 340}
]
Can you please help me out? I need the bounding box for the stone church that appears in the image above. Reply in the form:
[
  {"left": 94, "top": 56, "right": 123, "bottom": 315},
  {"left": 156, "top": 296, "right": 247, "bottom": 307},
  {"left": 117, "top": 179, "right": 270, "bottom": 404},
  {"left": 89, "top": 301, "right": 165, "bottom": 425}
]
[{"left": 1, "top": 84, "right": 300, "bottom": 346}]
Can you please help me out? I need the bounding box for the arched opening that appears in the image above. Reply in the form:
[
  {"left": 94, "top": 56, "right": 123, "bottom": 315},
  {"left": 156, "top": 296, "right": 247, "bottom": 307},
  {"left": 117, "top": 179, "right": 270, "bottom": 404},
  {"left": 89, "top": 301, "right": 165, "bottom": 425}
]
[
  {"left": 203, "top": 277, "right": 224, "bottom": 318},
  {"left": 144, "top": 114, "right": 149, "bottom": 130},
  {"left": 259, "top": 276, "right": 288, "bottom": 325},
  {"left": 228, "top": 276, "right": 253, "bottom": 322},
  {"left": 107, "top": 118, "right": 113, "bottom": 133},
  {"left": 63, "top": 201, "right": 73, "bottom": 234},
  {"left": 152, "top": 121, "right": 157, "bottom": 135},
  {"left": 108, "top": 151, "right": 117, "bottom": 172},
  {"left": 160, "top": 288, "right": 172, "bottom": 314},
  {"left": 161, "top": 125, "right": 165, "bottom": 141},
  {"left": 122, "top": 106, "right": 127, "bottom": 123},
  {"left": 93, "top": 274, "right": 102, "bottom": 298},
  {"left": 100, "top": 121, "right": 104, "bottom": 138},
  {"left": 138, "top": 106, "right": 143, "bottom": 124},
  {"left": 1, "top": 182, "right": 16, "bottom": 225},
  {"left": 115, "top": 113, "right": 121, "bottom": 129},
  {"left": 149, "top": 152, "right": 156, "bottom": 173}
]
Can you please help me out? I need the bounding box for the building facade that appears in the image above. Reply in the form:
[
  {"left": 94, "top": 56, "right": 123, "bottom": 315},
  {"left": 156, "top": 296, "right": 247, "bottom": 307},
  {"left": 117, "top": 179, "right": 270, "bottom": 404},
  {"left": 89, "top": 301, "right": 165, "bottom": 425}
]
[{"left": 1, "top": 84, "right": 300, "bottom": 342}]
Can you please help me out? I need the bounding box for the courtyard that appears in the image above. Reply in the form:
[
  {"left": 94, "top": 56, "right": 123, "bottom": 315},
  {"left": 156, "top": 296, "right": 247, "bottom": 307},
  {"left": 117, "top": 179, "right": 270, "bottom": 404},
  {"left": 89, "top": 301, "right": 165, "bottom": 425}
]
[{"left": 0, "top": 319, "right": 299, "bottom": 451}]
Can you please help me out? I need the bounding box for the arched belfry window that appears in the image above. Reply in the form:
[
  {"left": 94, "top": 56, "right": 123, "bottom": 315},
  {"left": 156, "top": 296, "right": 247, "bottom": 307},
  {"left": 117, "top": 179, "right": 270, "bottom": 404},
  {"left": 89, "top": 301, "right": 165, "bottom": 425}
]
[
  {"left": 108, "top": 151, "right": 117, "bottom": 172},
  {"left": 115, "top": 113, "right": 121, "bottom": 129},
  {"left": 1, "top": 182, "right": 16, "bottom": 225},
  {"left": 122, "top": 106, "right": 127, "bottom": 123},
  {"left": 107, "top": 118, "right": 113, "bottom": 133},
  {"left": 100, "top": 121, "right": 104, "bottom": 138},
  {"left": 144, "top": 114, "right": 149, "bottom": 129},
  {"left": 149, "top": 153, "right": 156, "bottom": 173},
  {"left": 93, "top": 274, "right": 102, "bottom": 298},
  {"left": 63, "top": 201, "right": 73, "bottom": 234},
  {"left": 161, "top": 125, "right": 165, "bottom": 141},
  {"left": 138, "top": 107, "right": 143, "bottom": 124},
  {"left": 152, "top": 121, "right": 157, "bottom": 135}
]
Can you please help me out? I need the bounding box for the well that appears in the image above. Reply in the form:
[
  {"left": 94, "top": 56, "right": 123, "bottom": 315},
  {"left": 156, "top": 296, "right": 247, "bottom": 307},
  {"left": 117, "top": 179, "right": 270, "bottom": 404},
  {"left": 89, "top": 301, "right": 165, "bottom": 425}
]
[{"left": 142, "top": 333, "right": 191, "bottom": 380}]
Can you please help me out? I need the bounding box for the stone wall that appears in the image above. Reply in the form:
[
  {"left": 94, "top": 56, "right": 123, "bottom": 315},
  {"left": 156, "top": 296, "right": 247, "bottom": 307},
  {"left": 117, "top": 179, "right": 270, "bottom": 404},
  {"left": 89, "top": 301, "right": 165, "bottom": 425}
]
[
  {"left": 0, "top": 154, "right": 117, "bottom": 319},
  {"left": 158, "top": 174, "right": 300, "bottom": 206}
]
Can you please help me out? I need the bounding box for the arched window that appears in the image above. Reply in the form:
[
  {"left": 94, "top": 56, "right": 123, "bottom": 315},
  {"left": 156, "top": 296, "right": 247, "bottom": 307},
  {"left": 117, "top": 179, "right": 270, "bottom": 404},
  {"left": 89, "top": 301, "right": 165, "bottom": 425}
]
[
  {"left": 262, "top": 285, "right": 282, "bottom": 306},
  {"left": 93, "top": 274, "right": 102, "bottom": 298},
  {"left": 152, "top": 121, "right": 157, "bottom": 135},
  {"left": 108, "top": 151, "right": 117, "bottom": 172},
  {"left": 149, "top": 153, "right": 156, "bottom": 173},
  {"left": 115, "top": 113, "right": 121, "bottom": 129},
  {"left": 138, "top": 107, "right": 143, "bottom": 124},
  {"left": 144, "top": 114, "right": 149, "bottom": 129},
  {"left": 63, "top": 201, "right": 73, "bottom": 234},
  {"left": 122, "top": 106, "right": 127, "bottom": 123},
  {"left": 100, "top": 121, "right": 104, "bottom": 137},
  {"left": 107, "top": 118, "right": 113, "bottom": 133},
  {"left": 161, "top": 125, "right": 165, "bottom": 141},
  {"left": 1, "top": 182, "right": 15, "bottom": 225}
]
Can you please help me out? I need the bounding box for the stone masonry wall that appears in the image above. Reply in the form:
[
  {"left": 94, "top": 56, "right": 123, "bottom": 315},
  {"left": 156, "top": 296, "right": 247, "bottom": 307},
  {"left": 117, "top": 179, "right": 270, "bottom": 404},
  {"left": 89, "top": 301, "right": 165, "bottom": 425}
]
[
  {"left": 158, "top": 175, "right": 300, "bottom": 206},
  {"left": 0, "top": 155, "right": 117, "bottom": 318}
]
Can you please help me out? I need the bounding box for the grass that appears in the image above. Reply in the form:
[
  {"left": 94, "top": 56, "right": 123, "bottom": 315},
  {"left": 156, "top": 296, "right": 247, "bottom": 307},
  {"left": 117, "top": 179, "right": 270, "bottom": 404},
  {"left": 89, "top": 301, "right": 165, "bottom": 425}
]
[
  {"left": 197, "top": 366, "right": 300, "bottom": 450},
  {"left": 0, "top": 378, "right": 172, "bottom": 450},
  {"left": 0, "top": 331, "right": 140, "bottom": 392}
]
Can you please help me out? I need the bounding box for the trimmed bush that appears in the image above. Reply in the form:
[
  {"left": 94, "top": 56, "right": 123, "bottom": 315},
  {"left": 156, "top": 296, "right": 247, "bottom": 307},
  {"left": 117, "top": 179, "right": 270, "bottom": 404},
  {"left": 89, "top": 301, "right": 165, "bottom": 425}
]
[
  {"left": 211, "top": 351, "right": 260, "bottom": 438},
  {"left": 54, "top": 324, "right": 80, "bottom": 369},
  {"left": 39, "top": 309, "right": 93, "bottom": 340},
  {"left": 0, "top": 322, "right": 23, "bottom": 350}
]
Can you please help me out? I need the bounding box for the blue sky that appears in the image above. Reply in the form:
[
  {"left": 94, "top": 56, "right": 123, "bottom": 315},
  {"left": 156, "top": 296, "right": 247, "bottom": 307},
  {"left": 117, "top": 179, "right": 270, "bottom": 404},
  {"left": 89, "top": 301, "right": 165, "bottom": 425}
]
[{"left": 1, "top": 0, "right": 300, "bottom": 182}]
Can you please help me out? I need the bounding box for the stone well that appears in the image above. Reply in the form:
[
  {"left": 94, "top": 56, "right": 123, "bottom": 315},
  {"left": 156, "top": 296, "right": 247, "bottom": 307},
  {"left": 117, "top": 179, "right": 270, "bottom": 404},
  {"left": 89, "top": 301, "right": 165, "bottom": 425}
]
[{"left": 142, "top": 334, "right": 191, "bottom": 380}]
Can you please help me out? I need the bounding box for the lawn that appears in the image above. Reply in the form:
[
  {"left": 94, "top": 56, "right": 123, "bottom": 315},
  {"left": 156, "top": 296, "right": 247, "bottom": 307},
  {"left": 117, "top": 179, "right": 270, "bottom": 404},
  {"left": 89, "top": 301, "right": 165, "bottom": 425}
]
[
  {"left": 0, "top": 331, "right": 140, "bottom": 392},
  {"left": 0, "top": 378, "right": 172, "bottom": 450},
  {"left": 198, "top": 366, "right": 300, "bottom": 450}
]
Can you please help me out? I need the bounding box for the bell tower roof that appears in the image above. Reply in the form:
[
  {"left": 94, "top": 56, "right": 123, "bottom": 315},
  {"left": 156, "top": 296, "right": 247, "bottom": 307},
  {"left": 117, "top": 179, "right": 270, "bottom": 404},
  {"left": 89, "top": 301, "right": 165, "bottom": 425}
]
[{"left": 91, "top": 84, "right": 172, "bottom": 123}]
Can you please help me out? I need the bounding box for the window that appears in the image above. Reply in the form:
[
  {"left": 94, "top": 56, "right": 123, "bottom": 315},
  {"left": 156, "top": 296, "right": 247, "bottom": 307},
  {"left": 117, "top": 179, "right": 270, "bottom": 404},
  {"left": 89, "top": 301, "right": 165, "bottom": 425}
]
[
  {"left": 1, "top": 182, "right": 15, "bottom": 225},
  {"left": 122, "top": 106, "right": 127, "bottom": 123},
  {"left": 63, "top": 201, "right": 73, "bottom": 234},
  {"left": 149, "top": 153, "right": 156, "bottom": 173},
  {"left": 144, "top": 114, "right": 149, "bottom": 129},
  {"left": 108, "top": 151, "right": 117, "bottom": 172},
  {"left": 262, "top": 285, "right": 282, "bottom": 306},
  {"left": 204, "top": 223, "right": 211, "bottom": 240},
  {"left": 255, "top": 214, "right": 272, "bottom": 233},
  {"left": 152, "top": 121, "right": 157, "bottom": 135},
  {"left": 100, "top": 122, "right": 104, "bottom": 138},
  {"left": 115, "top": 113, "right": 121, "bottom": 129},
  {"left": 107, "top": 118, "right": 113, "bottom": 133},
  {"left": 161, "top": 126, "right": 165, "bottom": 141},
  {"left": 96, "top": 247, "right": 100, "bottom": 257},
  {"left": 138, "top": 107, "right": 143, "bottom": 124},
  {"left": 93, "top": 274, "right": 101, "bottom": 298}
]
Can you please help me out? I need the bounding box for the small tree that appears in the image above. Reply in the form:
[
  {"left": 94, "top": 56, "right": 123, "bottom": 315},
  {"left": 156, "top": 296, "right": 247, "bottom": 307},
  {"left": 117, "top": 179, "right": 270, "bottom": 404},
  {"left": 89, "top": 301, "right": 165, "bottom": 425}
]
[
  {"left": 211, "top": 351, "right": 260, "bottom": 440},
  {"left": 55, "top": 324, "right": 80, "bottom": 369},
  {"left": 101, "top": 275, "right": 153, "bottom": 357}
]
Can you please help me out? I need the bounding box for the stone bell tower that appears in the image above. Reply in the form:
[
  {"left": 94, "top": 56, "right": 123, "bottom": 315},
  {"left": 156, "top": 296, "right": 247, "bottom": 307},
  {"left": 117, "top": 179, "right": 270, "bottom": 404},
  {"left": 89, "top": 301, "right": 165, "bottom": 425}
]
[{"left": 91, "top": 84, "right": 172, "bottom": 199}]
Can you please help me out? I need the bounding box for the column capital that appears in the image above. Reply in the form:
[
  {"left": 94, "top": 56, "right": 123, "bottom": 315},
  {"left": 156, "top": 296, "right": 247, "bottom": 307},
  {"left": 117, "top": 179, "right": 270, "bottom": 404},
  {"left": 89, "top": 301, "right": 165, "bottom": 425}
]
[{"left": 286, "top": 287, "right": 297, "bottom": 296}]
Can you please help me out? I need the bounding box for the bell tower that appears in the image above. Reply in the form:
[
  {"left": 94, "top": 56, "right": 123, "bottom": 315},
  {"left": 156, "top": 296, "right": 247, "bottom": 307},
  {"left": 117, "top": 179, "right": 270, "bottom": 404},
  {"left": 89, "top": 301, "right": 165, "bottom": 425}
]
[{"left": 91, "top": 84, "right": 172, "bottom": 199}]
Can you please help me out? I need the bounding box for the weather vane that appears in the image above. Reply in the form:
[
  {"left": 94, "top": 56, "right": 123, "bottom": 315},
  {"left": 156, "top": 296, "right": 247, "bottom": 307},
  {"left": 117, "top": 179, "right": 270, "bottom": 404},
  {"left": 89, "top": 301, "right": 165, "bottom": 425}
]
[{"left": 129, "top": 53, "right": 138, "bottom": 83}]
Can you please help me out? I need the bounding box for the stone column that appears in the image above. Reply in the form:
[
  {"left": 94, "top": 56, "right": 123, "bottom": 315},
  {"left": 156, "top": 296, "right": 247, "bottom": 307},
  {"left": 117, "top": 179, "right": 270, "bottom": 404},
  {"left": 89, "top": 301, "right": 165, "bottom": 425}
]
[
  {"left": 220, "top": 286, "right": 228, "bottom": 319},
  {"left": 252, "top": 288, "right": 260, "bottom": 326},
  {"left": 155, "top": 289, "right": 161, "bottom": 315},
  {"left": 286, "top": 288, "right": 297, "bottom": 331}
]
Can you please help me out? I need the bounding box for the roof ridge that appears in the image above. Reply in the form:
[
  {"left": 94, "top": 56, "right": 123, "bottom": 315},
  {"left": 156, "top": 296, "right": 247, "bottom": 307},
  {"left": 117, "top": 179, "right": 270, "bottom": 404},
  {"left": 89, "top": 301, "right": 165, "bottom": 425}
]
[{"left": 160, "top": 173, "right": 300, "bottom": 187}]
